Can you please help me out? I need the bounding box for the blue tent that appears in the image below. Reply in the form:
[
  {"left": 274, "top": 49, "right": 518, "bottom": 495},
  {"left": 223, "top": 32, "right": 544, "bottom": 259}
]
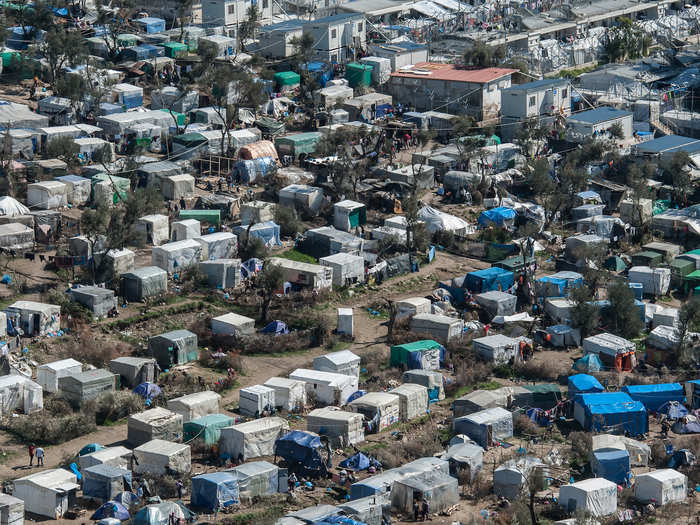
[
  {"left": 133, "top": 382, "right": 162, "bottom": 401},
  {"left": 261, "top": 320, "right": 289, "bottom": 335},
  {"left": 478, "top": 207, "right": 517, "bottom": 227},
  {"left": 91, "top": 501, "right": 130, "bottom": 521},
  {"left": 79, "top": 443, "right": 104, "bottom": 456},
  {"left": 668, "top": 449, "right": 696, "bottom": 468},
  {"left": 591, "top": 449, "right": 631, "bottom": 485},
  {"left": 526, "top": 408, "right": 550, "bottom": 427},
  {"left": 112, "top": 491, "right": 140, "bottom": 507},
  {"left": 573, "top": 353, "right": 603, "bottom": 373},
  {"left": 575, "top": 392, "right": 648, "bottom": 436},
  {"left": 659, "top": 401, "right": 689, "bottom": 419},
  {"left": 567, "top": 374, "right": 604, "bottom": 398},
  {"left": 621, "top": 383, "right": 686, "bottom": 412},
  {"left": 347, "top": 390, "right": 366, "bottom": 403},
  {"left": 241, "top": 258, "right": 263, "bottom": 279},
  {"left": 316, "top": 516, "right": 366, "bottom": 525},
  {"left": 274, "top": 430, "right": 325, "bottom": 475},
  {"left": 463, "top": 267, "right": 514, "bottom": 294},
  {"left": 191, "top": 472, "right": 239, "bottom": 511},
  {"left": 339, "top": 452, "right": 371, "bottom": 471}
]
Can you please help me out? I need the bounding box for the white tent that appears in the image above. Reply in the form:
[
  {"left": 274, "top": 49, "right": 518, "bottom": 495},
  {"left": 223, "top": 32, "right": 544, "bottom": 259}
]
[
  {"left": 396, "top": 297, "right": 431, "bottom": 320},
  {"left": 37, "top": 358, "right": 82, "bottom": 394},
  {"left": 410, "top": 313, "right": 463, "bottom": 343},
  {"left": 211, "top": 312, "right": 255, "bottom": 336},
  {"left": 475, "top": 291, "right": 517, "bottom": 318},
  {"left": 389, "top": 383, "right": 428, "bottom": 421},
  {"left": 263, "top": 377, "right": 306, "bottom": 411},
  {"left": 348, "top": 392, "right": 400, "bottom": 431},
  {"left": 306, "top": 407, "right": 364, "bottom": 447},
  {"left": 545, "top": 298, "right": 576, "bottom": 324},
  {"left": 239, "top": 385, "right": 276, "bottom": 417},
  {"left": 0, "top": 493, "right": 24, "bottom": 525},
  {"left": 289, "top": 369, "right": 358, "bottom": 406},
  {"left": 634, "top": 469, "right": 686, "bottom": 505},
  {"left": 171, "top": 219, "right": 201, "bottom": 241},
  {"left": 151, "top": 239, "right": 202, "bottom": 273},
  {"left": 628, "top": 266, "right": 671, "bottom": 296},
  {"left": 313, "top": 350, "right": 361, "bottom": 378},
  {"left": 167, "top": 391, "right": 221, "bottom": 422},
  {"left": 13, "top": 469, "right": 79, "bottom": 519},
  {"left": 453, "top": 407, "right": 513, "bottom": 449},
  {"left": 196, "top": 232, "right": 237, "bottom": 260},
  {"left": 136, "top": 214, "right": 169, "bottom": 246},
  {"left": 127, "top": 407, "right": 183, "bottom": 446},
  {"left": 559, "top": 478, "right": 617, "bottom": 517},
  {"left": 27, "top": 181, "right": 67, "bottom": 210},
  {"left": 418, "top": 206, "right": 475, "bottom": 235},
  {"left": 133, "top": 439, "right": 191, "bottom": 475},
  {"left": 78, "top": 446, "right": 132, "bottom": 470},
  {"left": 494, "top": 456, "right": 547, "bottom": 500},
  {"left": 0, "top": 376, "right": 42, "bottom": 415},
  {"left": 0, "top": 196, "right": 29, "bottom": 217},
  {"left": 219, "top": 417, "right": 289, "bottom": 461},
  {"left": 473, "top": 334, "right": 521, "bottom": 364}
]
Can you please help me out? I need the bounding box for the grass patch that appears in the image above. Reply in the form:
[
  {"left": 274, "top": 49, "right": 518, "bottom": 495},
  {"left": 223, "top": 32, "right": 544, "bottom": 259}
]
[
  {"left": 106, "top": 302, "right": 204, "bottom": 330},
  {"left": 245, "top": 347, "right": 312, "bottom": 358},
  {"left": 451, "top": 380, "right": 501, "bottom": 400},
  {"left": 278, "top": 248, "right": 317, "bottom": 264},
  {"left": 223, "top": 505, "right": 285, "bottom": 525},
  {"left": 359, "top": 442, "right": 388, "bottom": 453}
]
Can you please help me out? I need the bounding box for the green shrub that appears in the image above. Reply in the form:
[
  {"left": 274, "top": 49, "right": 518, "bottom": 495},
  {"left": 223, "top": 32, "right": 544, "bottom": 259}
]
[
  {"left": 89, "top": 391, "right": 144, "bottom": 425},
  {"left": 4, "top": 412, "right": 96, "bottom": 445}
]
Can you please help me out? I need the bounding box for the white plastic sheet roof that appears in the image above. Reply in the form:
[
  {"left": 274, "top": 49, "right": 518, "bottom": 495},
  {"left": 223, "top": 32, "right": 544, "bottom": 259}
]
[
  {"left": 410, "top": 0, "right": 452, "bottom": 19},
  {"left": 0, "top": 196, "right": 29, "bottom": 216}
]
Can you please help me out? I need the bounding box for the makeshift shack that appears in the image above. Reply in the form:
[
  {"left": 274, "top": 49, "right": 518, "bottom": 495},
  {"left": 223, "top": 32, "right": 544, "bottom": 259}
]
[
  {"left": 306, "top": 407, "right": 365, "bottom": 447},
  {"left": 82, "top": 464, "right": 131, "bottom": 502},
  {"left": 5, "top": 301, "right": 60, "bottom": 336},
  {"left": 120, "top": 266, "right": 167, "bottom": 302},
  {"left": 148, "top": 329, "right": 198, "bottom": 370},
  {"left": 390, "top": 472, "right": 458, "bottom": 515},
  {"left": 536, "top": 271, "right": 583, "bottom": 297},
  {"left": 546, "top": 324, "right": 581, "bottom": 347},
  {"left": 339, "top": 495, "right": 389, "bottom": 525},
  {"left": 109, "top": 357, "right": 157, "bottom": 388},
  {"left": 591, "top": 434, "right": 651, "bottom": 466},
  {"left": 37, "top": 358, "right": 82, "bottom": 394},
  {"left": 573, "top": 392, "right": 648, "bottom": 436},
  {"left": 196, "top": 232, "right": 237, "bottom": 260},
  {"left": 402, "top": 369, "right": 444, "bottom": 401},
  {"left": 230, "top": 461, "right": 281, "bottom": 500},
  {"left": 559, "top": 478, "right": 617, "bottom": 517},
  {"left": 410, "top": 314, "right": 463, "bottom": 343},
  {"left": 191, "top": 472, "right": 239, "bottom": 510},
  {"left": 590, "top": 448, "right": 630, "bottom": 484},
  {"left": 57, "top": 369, "right": 117, "bottom": 407},
  {"left": 219, "top": 417, "right": 290, "bottom": 461},
  {"left": 239, "top": 385, "right": 276, "bottom": 417},
  {"left": 70, "top": 286, "right": 117, "bottom": 317},
  {"left": 103, "top": 248, "right": 135, "bottom": 279},
  {"left": 171, "top": 219, "right": 201, "bottom": 241},
  {"left": 453, "top": 407, "right": 514, "bottom": 449},
  {"left": 620, "top": 383, "right": 685, "bottom": 412},
  {"left": 0, "top": 376, "right": 42, "bottom": 415},
  {"left": 473, "top": 334, "right": 523, "bottom": 364},
  {"left": 183, "top": 414, "right": 237, "bottom": 445},
  {"left": 453, "top": 388, "right": 510, "bottom": 418},
  {"left": 211, "top": 312, "right": 255, "bottom": 336},
  {"left": 583, "top": 333, "right": 637, "bottom": 371},
  {"left": 544, "top": 298, "right": 576, "bottom": 324},
  {"left": 127, "top": 407, "right": 183, "bottom": 446},
  {"left": 313, "top": 350, "right": 361, "bottom": 378},
  {"left": 133, "top": 439, "right": 191, "bottom": 475},
  {"left": 319, "top": 253, "right": 365, "bottom": 287},
  {"left": 167, "top": 391, "right": 221, "bottom": 422},
  {"left": 628, "top": 266, "right": 671, "bottom": 296},
  {"left": 263, "top": 377, "right": 306, "bottom": 411},
  {"left": 475, "top": 291, "right": 517, "bottom": 318},
  {"left": 200, "top": 259, "right": 242, "bottom": 289},
  {"left": 151, "top": 239, "right": 202, "bottom": 273},
  {"left": 442, "top": 442, "right": 483, "bottom": 482},
  {"left": 494, "top": 456, "right": 548, "bottom": 500},
  {"left": 290, "top": 368, "right": 358, "bottom": 406},
  {"left": 78, "top": 446, "right": 132, "bottom": 470},
  {"left": 274, "top": 430, "right": 325, "bottom": 477},
  {"left": 135, "top": 215, "right": 169, "bottom": 246},
  {"left": 634, "top": 469, "right": 687, "bottom": 505},
  {"left": 267, "top": 257, "right": 333, "bottom": 290},
  {"left": 26, "top": 181, "right": 67, "bottom": 210},
  {"left": 55, "top": 174, "right": 91, "bottom": 206},
  {"left": 12, "top": 469, "right": 79, "bottom": 519},
  {"left": 348, "top": 392, "right": 400, "bottom": 431},
  {"left": 396, "top": 297, "right": 432, "bottom": 320},
  {"left": 333, "top": 200, "right": 366, "bottom": 232},
  {"left": 0, "top": 223, "right": 34, "bottom": 251},
  {"left": 390, "top": 340, "right": 443, "bottom": 370},
  {"left": 161, "top": 174, "right": 195, "bottom": 201}
]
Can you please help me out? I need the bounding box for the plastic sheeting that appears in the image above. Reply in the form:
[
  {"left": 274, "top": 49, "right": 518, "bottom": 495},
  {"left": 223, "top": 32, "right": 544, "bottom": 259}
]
[
  {"left": 306, "top": 407, "right": 364, "bottom": 447},
  {"left": 591, "top": 449, "right": 630, "bottom": 485},
  {"left": 464, "top": 267, "right": 514, "bottom": 295},
  {"left": 475, "top": 291, "right": 516, "bottom": 318},
  {"left": 183, "top": 413, "right": 237, "bottom": 445},
  {"left": 418, "top": 206, "right": 475, "bottom": 235},
  {"left": 620, "top": 383, "right": 685, "bottom": 412},
  {"left": 149, "top": 330, "right": 199, "bottom": 371},
  {"left": 628, "top": 266, "right": 671, "bottom": 296},
  {"left": 275, "top": 430, "right": 324, "bottom": 475},
  {"left": 219, "top": 417, "right": 289, "bottom": 461},
  {"left": 583, "top": 333, "right": 635, "bottom": 357},
  {"left": 567, "top": 374, "right": 603, "bottom": 398},
  {"left": 390, "top": 471, "right": 458, "bottom": 514},
  {"left": 453, "top": 407, "right": 513, "bottom": 449},
  {"left": 574, "top": 392, "right": 648, "bottom": 436},
  {"left": 494, "top": 456, "right": 547, "bottom": 500},
  {"left": 0, "top": 196, "right": 29, "bottom": 217},
  {"left": 559, "top": 478, "right": 617, "bottom": 517},
  {"left": 634, "top": 469, "right": 687, "bottom": 505},
  {"left": 151, "top": 239, "right": 202, "bottom": 273},
  {"left": 132, "top": 502, "right": 185, "bottom": 525},
  {"left": 473, "top": 334, "right": 520, "bottom": 364},
  {"left": 389, "top": 340, "right": 443, "bottom": 371},
  {"left": 82, "top": 464, "right": 131, "bottom": 501}
]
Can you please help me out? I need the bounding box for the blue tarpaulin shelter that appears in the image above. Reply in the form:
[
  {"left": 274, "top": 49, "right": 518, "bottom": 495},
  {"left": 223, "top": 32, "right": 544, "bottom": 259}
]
[
  {"left": 133, "top": 382, "right": 162, "bottom": 401},
  {"left": 568, "top": 374, "right": 604, "bottom": 398},
  {"left": 573, "top": 353, "right": 603, "bottom": 373},
  {"left": 574, "top": 392, "right": 648, "bottom": 436},
  {"left": 191, "top": 472, "right": 239, "bottom": 510},
  {"left": 274, "top": 430, "right": 325, "bottom": 475},
  {"left": 134, "top": 17, "right": 166, "bottom": 34},
  {"left": 316, "top": 516, "right": 366, "bottom": 525},
  {"left": 464, "top": 267, "right": 514, "bottom": 294},
  {"left": 478, "top": 207, "right": 516, "bottom": 228},
  {"left": 659, "top": 401, "right": 689, "bottom": 419},
  {"left": 91, "top": 502, "right": 130, "bottom": 520},
  {"left": 621, "top": 383, "right": 686, "bottom": 412},
  {"left": 536, "top": 271, "right": 583, "bottom": 297},
  {"left": 339, "top": 452, "right": 371, "bottom": 471},
  {"left": 113, "top": 491, "right": 140, "bottom": 507},
  {"left": 233, "top": 157, "right": 276, "bottom": 183},
  {"left": 79, "top": 443, "right": 104, "bottom": 456},
  {"left": 591, "top": 449, "right": 631, "bottom": 485},
  {"left": 260, "top": 320, "right": 289, "bottom": 335}
]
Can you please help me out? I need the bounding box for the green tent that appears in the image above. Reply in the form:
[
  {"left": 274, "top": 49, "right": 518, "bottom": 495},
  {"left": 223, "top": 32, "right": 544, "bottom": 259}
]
[
  {"left": 275, "top": 132, "right": 322, "bottom": 157},
  {"left": 522, "top": 384, "right": 561, "bottom": 408},
  {"left": 179, "top": 209, "right": 221, "bottom": 226},
  {"left": 1, "top": 51, "right": 20, "bottom": 67},
  {"left": 172, "top": 132, "right": 207, "bottom": 149},
  {"left": 345, "top": 63, "right": 373, "bottom": 88},
  {"left": 671, "top": 257, "right": 695, "bottom": 286},
  {"left": 494, "top": 255, "right": 535, "bottom": 273},
  {"left": 160, "top": 41, "right": 188, "bottom": 58},
  {"left": 631, "top": 251, "right": 663, "bottom": 267},
  {"left": 684, "top": 270, "right": 700, "bottom": 294},
  {"left": 390, "top": 340, "right": 443, "bottom": 369},
  {"left": 604, "top": 255, "right": 626, "bottom": 272},
  {"left": 184, "top": 413, "right": 237, "bottom": 445},
  {"left": 274, "top": 71, "right": 301, "bottom": 87},
  {"left": 91, "top": 173, "right": 131, "bottom": 204},
  {"left": 685, "top": 249, "right": 700, "bottom": 257},
  {"left": 256, "top": 117, "right": 286, "bottom": 136},
  {"left": 160, "top": 109, "right": 187, "bottom": 126}
]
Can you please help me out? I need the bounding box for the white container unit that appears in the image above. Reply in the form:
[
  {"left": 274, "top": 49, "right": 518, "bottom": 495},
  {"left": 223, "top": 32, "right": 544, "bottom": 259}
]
[
  {"left": 290, "top": 369, "right": 358, "bottom": 406},
  {"left": 36, "top": 358, "right": 82, "bottom": 394},
  {"left": 263, "top": 377, "right": 306, "bottom": 411},
  {"left": 239, "top": 385, "right": 276, "bottom": 417}
]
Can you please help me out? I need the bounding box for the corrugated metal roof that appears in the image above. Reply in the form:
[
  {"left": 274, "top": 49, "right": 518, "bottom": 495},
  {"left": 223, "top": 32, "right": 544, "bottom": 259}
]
[
  {"left": 391, "top": 63, "right": 515, "bottom": 83},
  {"left": 635, "top": 134, "right": 700, "bottom": 154},
  {"left": 568, "top": 106, "right": 632, "bottom": 125}
]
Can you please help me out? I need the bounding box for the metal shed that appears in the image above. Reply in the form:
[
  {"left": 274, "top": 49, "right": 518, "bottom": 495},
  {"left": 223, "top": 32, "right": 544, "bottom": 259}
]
[
  {"left": 148, "top": 329, "right": 198, "bottom": 369},
  {"left": 57, "top": 369, "right": 117, "bottom": 407}
]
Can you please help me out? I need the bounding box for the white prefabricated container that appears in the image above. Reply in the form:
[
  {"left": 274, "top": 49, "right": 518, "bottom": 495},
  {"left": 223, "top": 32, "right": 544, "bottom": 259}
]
[
  {"left": 151, "top": 239, "right": 202, "bottom": 273},
  {"left": 307, "top": 407, "right": 364, "bottom": 447},
  {"left": 628, "top": 266, "right": 671, "bottom": 295},
  {"left": 263, "top": 377, "right": 306, "bottom": 411},
  {"left": 475, "top": 291, "right": 517, "bottom": 318},
  {"left": 313, "top": 350, "right": 361, "bottom": 378},
  {"left": 634, "top": 469, "right": 686, "bottom": 505},
  {"left": 559, "top": 478, "right": 617, "bottom": 517},
  {"left": 239, "top": 385, "right": 276, "bottom": 417},
  {"left": 211, "top": 312, "right": 255, "bottom": 336},
  {"left": 133, "top": 439, "right": 191, "bottom": 475},
  {"left": 290, "top": 368, "right": 358, "bottom": 406},
  {"left": 396, "top": 297, "right": 431, "bottom": 321},
  {"left": 26, "top": 181, "right": 67, "bottom": 210},
  {"left": 337, "top": 308, "right": 354, "bottom": 337},
  {"left": 167, "top": 391, "right": 221, "bottom": 422},
  {"left": 349, "top": 392, "right": 400, "bottom": 430},
  {"left": 0, "top": 376, "right": 42, "bottom": 415},
  {"left": 78, "top": 446, "right": 132, "bottom": 470},
  {"left": 12, "top": 469, "right": 79, "bottom": 519},
  {"left": 319, "top": 253, "right": 365, "bottom": 287},
  {"left": 410, "top": 314, "right": 464, "bottom": 343},
  {"left": 389, "top": 383, "right": 429, "bottom": 422},
  {"left": 135, "top": 214, "right": 169, "bottom": 246},
  {"left": 196, "top": 232, "right": 237, "bottom": 260},
  {"left": 36, "top": 358, "right": 82, "bottom": 394},
  {"left": 171, "top": 219, "right": 201, "bottom": 241},
  {"left": 473, "top": 334, "right": 523, "bottom": 364},
  {"left": 219, "top": 417, "right": 289, "bottom": 461}
]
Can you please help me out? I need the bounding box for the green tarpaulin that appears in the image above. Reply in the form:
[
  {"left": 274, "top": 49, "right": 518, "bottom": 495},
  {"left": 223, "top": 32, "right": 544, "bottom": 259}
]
[
  {"left": 390, "top": 340, "right": 442, "bottom": 367},
  {"left": 179, "top": 209, "right": 221, "bottom": 226},
  {"left": 91, "top": 173, "right": 131, "bottom": 204},
  {"left": 184, "top": 414, "right": 237, "bottom": 445},
  {"left": 653, "top": 200, "right": 671, "bottom": 215}
]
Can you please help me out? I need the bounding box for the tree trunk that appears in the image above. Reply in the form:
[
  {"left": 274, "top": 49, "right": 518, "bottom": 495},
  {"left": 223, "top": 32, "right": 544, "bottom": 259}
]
[{"left": 529, "top": 491, "right": 539, "bottom": 525}]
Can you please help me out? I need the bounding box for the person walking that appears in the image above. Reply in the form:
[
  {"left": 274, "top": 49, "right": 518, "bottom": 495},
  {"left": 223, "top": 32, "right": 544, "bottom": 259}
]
[
  {"left": 421, "top": 499, "right": 429, "bottom": 521},
  {"left": 27, "top": 444, "right": 35, "bottom": 466},
  {"left": 176, "top": 479, "right": 184, "bottom": 499},
  {"left": 35, "top": 446, "right": 44, "bottom": 466}
]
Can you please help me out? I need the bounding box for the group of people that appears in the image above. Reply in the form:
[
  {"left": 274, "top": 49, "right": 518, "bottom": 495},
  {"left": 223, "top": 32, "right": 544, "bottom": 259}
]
[
  {"left": 413, "top": 499, "right": 430, "bottom": 521},
  {"left": 27, "top": 444, "right": 44, "bottom": 467}
]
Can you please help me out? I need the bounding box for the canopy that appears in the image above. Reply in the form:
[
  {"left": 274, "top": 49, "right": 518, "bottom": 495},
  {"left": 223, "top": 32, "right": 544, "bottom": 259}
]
[
  {"left": 573, "top": 353, "right": 603, "bottom": 373},
  {"left": 133, "top": 382, "right": 162, "bottom": 401},
  {"left": 339, "top": 452, "right": 371, "bottom": 471},
  {"left": 79, "top": 443, "right": 104, "bottom": 456},
  {"left": 91, "top": 502, "right": 130, "bottom": 521},
  {"left": 260, "top": 320, "right": 289, "bottom": 335}
]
